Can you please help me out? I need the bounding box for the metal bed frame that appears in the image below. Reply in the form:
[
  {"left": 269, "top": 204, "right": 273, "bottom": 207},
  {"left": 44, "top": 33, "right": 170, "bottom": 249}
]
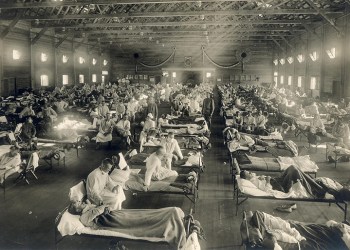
[
  {"left": 232, "top": 158, "right": 349, "bottom": 223},
  {"left": 54, "top": 203, "right": 195, "bottom": 250}
]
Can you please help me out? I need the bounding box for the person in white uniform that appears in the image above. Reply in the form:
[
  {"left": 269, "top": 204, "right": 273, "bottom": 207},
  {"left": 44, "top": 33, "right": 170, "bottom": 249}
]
[{"left": 86, "top": 158, "right": 125, "bottom": 211}]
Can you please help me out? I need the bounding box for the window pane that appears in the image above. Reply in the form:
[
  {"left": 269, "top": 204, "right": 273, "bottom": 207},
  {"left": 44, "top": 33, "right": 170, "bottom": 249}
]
[
  {"left": 297, "top": 76, "right": 303, "bottom": 87},
  {"left": 41, "top": 53, "right": 48, "bottom": 62},
  {"left": 102, "top": 75, "right": 105, "bottom": 84},
  {"left": 13, "top": 49, "right": 21, "bottom": 60},
  {"left": 62, "top": 75, "right": 69, "bottom": 85},
  {"left": 40, "top": 75, "right": 49, "bottom": 86},
  {"left": 288, "top": 76, "right": 292, "bottom": 85},
  {"left": 79, "top": 74, "right": 84, "bottom": 84},
  {"left": 310, "top": 77, "right": 317, "bottom": 90},
  {"left": 92, "top": 74, "right": 97, "bottom": 83},
  {"left": 280, "top": 75, "right": 284, "bottom": 84}
]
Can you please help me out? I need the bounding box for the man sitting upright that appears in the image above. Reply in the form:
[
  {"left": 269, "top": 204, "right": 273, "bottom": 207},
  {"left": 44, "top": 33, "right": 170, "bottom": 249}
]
[
  {"left": 143, "top": 146, "right": 178, "bottom": 191},
  {"left": 86, "top": 158, "right": 125, "bottom": 211},
  {"left": 0, "top": 145, "right": 21, "bottom": 184}
]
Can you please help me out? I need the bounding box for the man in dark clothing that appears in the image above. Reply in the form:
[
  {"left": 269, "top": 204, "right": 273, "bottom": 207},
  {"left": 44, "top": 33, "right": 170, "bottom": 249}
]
[
  {"left": 21, "top": 117, "right": 37, "bottom": 149},
  {"left": 146, "top": 97, "right": 158, "bottom": 124},
  {"left": 202, "top": 93, "right": 215, "bottom": 128}
]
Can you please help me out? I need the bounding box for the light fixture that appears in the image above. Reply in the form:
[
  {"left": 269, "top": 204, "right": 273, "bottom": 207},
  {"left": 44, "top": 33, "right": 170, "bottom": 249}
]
[
  {"left": 200, "top": 14, "right": 205, "bottom": 20},
  {"left": 92, "top": 58, "right": 97, "bottom": 65},
  {"left": 279, "top": 58, "right": 285, "bottom": 65},
  {"left": 103, "top": 60, "right": 108, "bottom": 66},
  {"left": 273, "top": 59, "right": 278, "bottom": 65},
  {"left": 287, "top": 57, "right": 294, "bottom": 64}
]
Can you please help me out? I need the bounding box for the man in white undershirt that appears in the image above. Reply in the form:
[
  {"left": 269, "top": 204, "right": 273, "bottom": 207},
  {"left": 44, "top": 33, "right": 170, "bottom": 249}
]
[{"left": 143, "top": 146, "right": 178, "bottom": 191}]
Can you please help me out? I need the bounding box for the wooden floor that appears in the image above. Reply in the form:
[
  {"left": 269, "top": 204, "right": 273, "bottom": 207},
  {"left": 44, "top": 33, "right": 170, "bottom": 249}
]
[{"left": 0, "top": 88, "right": 349, "bottom": 250}]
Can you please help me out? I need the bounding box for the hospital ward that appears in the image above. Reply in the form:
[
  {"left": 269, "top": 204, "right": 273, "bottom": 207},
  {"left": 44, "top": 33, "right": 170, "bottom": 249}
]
[{"left": 0, "top": 1, "right": 350, "bottom": 250}]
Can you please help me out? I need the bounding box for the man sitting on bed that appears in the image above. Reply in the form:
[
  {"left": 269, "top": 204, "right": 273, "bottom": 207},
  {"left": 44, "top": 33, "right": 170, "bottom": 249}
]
[
  {"left": 240, "top": 165, "right": 327, "bottom": 198},
  {"left": 86, "top": 158, "right": 125, "bottom": 211},
  {"left": 144, "top": 146, "right": 178, "bottom": 191},
  {"left": 0, "top": 145, "right": 21, "bottom": 184}
]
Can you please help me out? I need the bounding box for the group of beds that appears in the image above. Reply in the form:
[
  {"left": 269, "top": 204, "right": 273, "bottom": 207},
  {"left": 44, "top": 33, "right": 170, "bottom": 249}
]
[
  {"left": 219, "top": 83, "right": 350, "bottom": 250},
  {"left": 54, "top": 84, "right": 211, "bottom": 249}
]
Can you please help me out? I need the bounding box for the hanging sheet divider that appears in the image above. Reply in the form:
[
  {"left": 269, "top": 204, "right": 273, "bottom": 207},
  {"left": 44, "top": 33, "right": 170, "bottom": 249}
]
[
  {"left": 202, "top": 46, "right": 240, "bottom": 69},
  {"left": 137, "top": 47, "right": 176, "bottom": 68}
]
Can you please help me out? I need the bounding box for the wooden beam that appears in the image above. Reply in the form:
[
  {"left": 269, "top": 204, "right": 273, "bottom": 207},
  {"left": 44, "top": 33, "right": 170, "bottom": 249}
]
[
  {"left": 0, "top": 0, "right": 254, "bottom": 9},
  {"left": 31, "top": 27, "right": 48, "bottom": 45},
  {"left": 0, "top": 9, "right": 343, "bottom": 21},
  {"left": 303, "top": 23, "right": 322, "bottom": 40},
  {"left": 0, "top": 13, "right": 21, "bottom": 39},
  {"left": 270, "top": 36, "right": 285, "bottom": 52},
  {"left": 304, "top": 0, "right": 343, "bottom": 35},
  {"left": 55, "top": 34, "right": 70, "bottom": 48},
  {"left": 32, "top": 19, "right": 314, "bottom": 29},
  {"left": 279, "top": 35, "right": 294, "bottom": 49}
]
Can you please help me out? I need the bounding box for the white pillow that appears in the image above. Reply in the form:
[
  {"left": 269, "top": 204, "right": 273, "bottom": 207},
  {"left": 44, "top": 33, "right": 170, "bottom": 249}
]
[
  {"left": 57, "top": 211, "right": 85, "bottom": 236},
  {"left": 69, "top": 181, "right": 86, "bottom": 201}
]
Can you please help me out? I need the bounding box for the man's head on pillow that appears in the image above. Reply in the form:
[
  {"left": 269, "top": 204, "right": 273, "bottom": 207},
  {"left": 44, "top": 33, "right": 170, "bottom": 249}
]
[
  {"left": 240, "top": 170, "right": 255, "bottom": 180},
  {"left": 100, "top": 158, "right": 113, "bottom": 175},
  {"left": 68, "top": 200, "right": 87, "bottom": 215}
]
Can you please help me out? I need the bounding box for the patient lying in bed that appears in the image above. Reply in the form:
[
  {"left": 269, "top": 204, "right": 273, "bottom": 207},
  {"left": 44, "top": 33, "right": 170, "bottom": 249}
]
[
  {"left": 242, "top": 210, "right": 350, "bottom": 250},
  {"left": 68, "top": 200, "right": 188, "bottom": 249},
  {"left": 240, "top": 165, "right": 327, "bottom": 198}
]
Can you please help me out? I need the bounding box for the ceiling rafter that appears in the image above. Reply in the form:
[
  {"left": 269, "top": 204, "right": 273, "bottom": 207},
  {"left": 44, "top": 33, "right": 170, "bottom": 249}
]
[{"left": 0, "top": 9, "right": 344, "bottom": 21}]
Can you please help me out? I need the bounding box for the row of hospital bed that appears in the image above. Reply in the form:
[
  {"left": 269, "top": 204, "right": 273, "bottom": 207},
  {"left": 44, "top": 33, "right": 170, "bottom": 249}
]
[{"left": 54, "top": 114, "right": 208, "bottom": 249}]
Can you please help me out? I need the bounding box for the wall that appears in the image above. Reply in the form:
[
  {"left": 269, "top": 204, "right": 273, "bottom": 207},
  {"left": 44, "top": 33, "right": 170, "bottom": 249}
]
[
  {"left": 0, "top": 21, "right": 111, "bottom": 96},
  {"left": 110, "top": 46, "right": 273, "bottom": 85},
  {"left": 273, "top": 13, "right": 350, "bottom": 99}
]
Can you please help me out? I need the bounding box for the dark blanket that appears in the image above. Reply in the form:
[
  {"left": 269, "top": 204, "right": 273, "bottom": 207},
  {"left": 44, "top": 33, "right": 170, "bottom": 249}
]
[
  {"left": 270, "top": 166, "right": 326, "bottom": 198},
  {"left": 95, "top": 207, "right": 187, "bottom": 249},
  {"left": 244, "top": 211, "right": 348, "bottom": 250}
]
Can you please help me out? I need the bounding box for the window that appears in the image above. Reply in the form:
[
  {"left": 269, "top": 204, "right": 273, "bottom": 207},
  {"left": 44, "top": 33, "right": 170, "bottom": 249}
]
[
  {"left": 79, "top": 74, "right": 84, "bottom": 84},
  {"left": 62, "top": 75, "right": 69, "bottom": 85},
  {"left": 40, "top": 75, "right": 49, "bottom": 86},
  {"left": 102, "top": 71, "right": 108, "bottom": 75},
  {"left": 273, "top": 59, "right": 278, "bottom": 66},
  {"left": 287, "top": 57, "right": 294, "bottom": 64},
  {"left": 41, "top": 53, "right": 48, "bottom": 62},
  {"left": 297, "top": 76, "right": 303, "bottom": 88},
  {"left": 297, "top": 54, "right": 305, "bottom": 63},
  {"left": 13, "top": 49, "right": 21, "bottom": 60},
  {"left": 79, "top": 57, "right": 85, "bottom": 64},
  {"left": 102, "top": 75, "right": 105, "bottom": 84},
  {"left": 206, "top": 72, "right": 212, "bottom": 78},
  {"left": 92, "top": 74, "right": 97, "bottom": 83},
  {"left": 279, "top": 59, "right": 285, "bottom": 65},
  {"left": 274, "top": 76, "right": 278, "bottom": 84},
  {"left": 62, "top": 55, "right": 69, "bottom": 63},
  {"left": 309, "top": 51, "right": 318, "bottom": 61},
  {"left": 280, "top": 75, "right": 284, "bottom": 84},
  {"left": 103, "top": 60, "right": 108, "bottom": 66},
  {"left": 310, "top": 77, "right": 317, "bottom": 90},
  {"left": 92, "top": 58, "right": 97, "bottom": 65},
  {"left": 326, "top": 47, "right": 336, "bottom": 59},
  {"left": 288, "top": 76, "right": 292, "bottom": 85},
  {"left": 172, "top": 72, "right": 177, "bottom": 78}
]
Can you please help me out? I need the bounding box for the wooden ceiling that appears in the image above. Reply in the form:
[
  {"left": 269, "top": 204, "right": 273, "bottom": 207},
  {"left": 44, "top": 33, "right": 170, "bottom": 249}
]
[{"left": 0, "top": 0, "right": 348, "bottom": 60}]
